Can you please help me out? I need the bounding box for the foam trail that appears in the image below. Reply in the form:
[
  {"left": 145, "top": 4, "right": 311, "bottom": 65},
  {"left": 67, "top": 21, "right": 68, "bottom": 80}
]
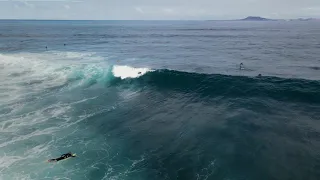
[
  {"left": 0, "top": 155, "right": 24, "bottom": 169},
  {"left": 0, "top": 52, "right": 112, "bottom": 106},
  {"left": 112, "top": 65, "right": 152, "bottom": 79}
]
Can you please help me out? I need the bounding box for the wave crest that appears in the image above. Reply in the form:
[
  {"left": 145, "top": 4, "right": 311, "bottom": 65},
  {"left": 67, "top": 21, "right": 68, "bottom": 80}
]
[{"left": 112, "top": 65, "right": 152, "bottom": 79}]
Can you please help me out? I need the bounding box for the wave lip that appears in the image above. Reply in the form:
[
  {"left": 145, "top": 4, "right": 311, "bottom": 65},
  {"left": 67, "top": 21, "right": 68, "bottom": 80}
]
[{"left": 112, "top": 65, "right": 152, "bottom": 79}]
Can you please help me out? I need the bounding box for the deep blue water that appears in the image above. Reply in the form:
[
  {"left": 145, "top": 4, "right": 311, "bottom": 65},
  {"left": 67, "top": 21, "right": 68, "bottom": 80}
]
[{"left": 0, "top": 20, "right": 320, "bottom": 180}]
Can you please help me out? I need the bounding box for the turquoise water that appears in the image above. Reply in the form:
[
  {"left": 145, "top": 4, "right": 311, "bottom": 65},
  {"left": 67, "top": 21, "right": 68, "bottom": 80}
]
[{"left": 0, "top": 20, "right": 320, "bottom": 180}]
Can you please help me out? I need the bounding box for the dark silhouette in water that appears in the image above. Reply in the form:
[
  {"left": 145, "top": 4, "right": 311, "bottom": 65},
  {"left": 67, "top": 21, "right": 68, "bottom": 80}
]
[
  {"left": 64, "top": 44, "right": 66, "bottom": 46},
  {"left": 48, "top": 152, "right": 76, "bottom": 162},
  {"left": 240, "top": 63, "right": 244, "bottom": 70},
  {"left": 45, "top": 46, "right": 47, "bottom": 50},
  {"left": 310, "top": 66, "right": 320, "bottom": 70},
  {"left": 258, "top": 74, "right": 262, "bottom": 77}
]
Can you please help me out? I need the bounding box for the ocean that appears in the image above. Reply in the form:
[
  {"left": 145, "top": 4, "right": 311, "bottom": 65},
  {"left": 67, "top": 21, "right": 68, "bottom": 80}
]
[{"left": 0, "top": 20, "right": 319, "bottom": 180}]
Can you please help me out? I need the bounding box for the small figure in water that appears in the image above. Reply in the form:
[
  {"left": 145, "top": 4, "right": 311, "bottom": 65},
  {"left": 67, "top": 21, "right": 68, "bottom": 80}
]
[
  {"left": 138, "top": 72, "right": 141, "bottom": 74},
  {"left": 258, "top": 74, "right": 262, "bottom": 77},
  {"left": 64, "top": 44, "right": 66, "bottom": 46},
  {"left": 240, "top": 63, "right": 244, "bottom": 70},
  {"left": 45, "top": 46, "right": 48, "bottom": 50},
  {"left": 48, "top": 152, "right": 76, "bottom": 162}
]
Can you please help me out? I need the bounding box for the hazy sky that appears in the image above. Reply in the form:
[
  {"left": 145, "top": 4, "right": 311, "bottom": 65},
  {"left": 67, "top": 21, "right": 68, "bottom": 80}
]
[{"left": 0, "top": 0, "right": 320, "bottom": 20}]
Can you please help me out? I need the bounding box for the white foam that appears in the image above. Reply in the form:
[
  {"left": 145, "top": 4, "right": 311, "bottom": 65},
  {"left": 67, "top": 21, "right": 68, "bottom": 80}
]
[
  {"left": 0, "top": 52, "right": 109, "bottom": 104},
  {"left": 0, "top": 53, "right": 69, "bottom": 93},
  {"left": 50, "top": 51, "right": 96, "bottom": 59},
  {"left": 25, "top": 144, "right": 49, "bottom": 155},
  {"left": 0, "top": 51, "right": 117, "bottom": 180},
  {"left": 112, "top": 65, "right": 152, "bottom": 79},
  {"left": 0, "top": 127, "right": 57, "bottom": 148},
  {"left": 0, "top": 155, "right": 24, "bottom": 169},
  {"left": 0, "top": 51, "right": 105, "bottom": 80}
]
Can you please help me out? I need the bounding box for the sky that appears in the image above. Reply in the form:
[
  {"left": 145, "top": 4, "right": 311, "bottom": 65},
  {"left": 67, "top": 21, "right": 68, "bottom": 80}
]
[{"left": 0, "top": 0, "right": 320, "bottom": 20}]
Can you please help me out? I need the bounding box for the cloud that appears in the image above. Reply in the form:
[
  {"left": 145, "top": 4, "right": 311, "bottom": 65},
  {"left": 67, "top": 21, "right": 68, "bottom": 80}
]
[
  {"left": 303, "top": 7, "right": 320, "bottom": 11},
  {"left": 134, "top": 7, "right": 144, "bottom": 14},
  {"left": 163, "top": 8, "right": 175, "bottom": 14},
  {"left": 301, "top": 7, "right": 320, "bottom": 16},
  {"left": 23, "top": 1, "right": 34, "bottom": 8},
  {"left": 2, "top": 0, "right": 320, "bottom": 20},
  {"left": 0, "top": 0, "right": 82, "bottom": 2},
  {"left": 13, "top": 1, "right": 35, "bottom": 8},
  {"left": 63, "top": 4, "right": 70, "bottom": 9}
]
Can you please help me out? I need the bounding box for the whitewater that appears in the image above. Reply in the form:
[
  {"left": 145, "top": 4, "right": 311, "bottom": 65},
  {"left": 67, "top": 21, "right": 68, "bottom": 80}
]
[{"left": 0, "top": 51, "right": 154, "bottom": 180}]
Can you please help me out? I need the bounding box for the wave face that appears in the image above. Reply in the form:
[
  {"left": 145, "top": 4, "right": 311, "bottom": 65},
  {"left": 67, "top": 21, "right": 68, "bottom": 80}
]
[{"left": 130, "top": 70, "right": 320, "bottom": 104}]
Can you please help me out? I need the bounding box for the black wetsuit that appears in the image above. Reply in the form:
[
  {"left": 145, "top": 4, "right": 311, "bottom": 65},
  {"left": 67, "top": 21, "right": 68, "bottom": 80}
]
[{"left": 48, "top": 153, "right": 74, "bottom": 162}]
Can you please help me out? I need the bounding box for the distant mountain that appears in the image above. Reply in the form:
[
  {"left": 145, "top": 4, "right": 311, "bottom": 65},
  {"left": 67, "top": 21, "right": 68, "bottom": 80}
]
[{"left": 240, "top": 16, "right": 273, "bottom": 21}]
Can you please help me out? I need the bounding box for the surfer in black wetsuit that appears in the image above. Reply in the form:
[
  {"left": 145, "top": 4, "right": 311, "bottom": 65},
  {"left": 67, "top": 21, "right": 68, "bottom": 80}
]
[
  {"left": 48, "top": 152, "right": 76, "bottom": 162},
  {"left": 240, "top": 63, "right": 244, "bottom": 70}
]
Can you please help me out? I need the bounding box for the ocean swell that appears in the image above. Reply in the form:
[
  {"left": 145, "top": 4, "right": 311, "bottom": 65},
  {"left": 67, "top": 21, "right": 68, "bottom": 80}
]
[
  {"left": 1, "top": 52, "right": 319, "bottom": 105},
  {"left": 113, "top": 70, "right": 320, "bottom": 104}
]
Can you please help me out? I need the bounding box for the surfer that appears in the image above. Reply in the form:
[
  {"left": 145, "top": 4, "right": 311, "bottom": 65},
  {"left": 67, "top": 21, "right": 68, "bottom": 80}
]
[
  {"left": 48, "top": 152, "right": 76, "bottom": 162},
  {"left": 240, "top": 63, "right": 244, "bottom": 70}
]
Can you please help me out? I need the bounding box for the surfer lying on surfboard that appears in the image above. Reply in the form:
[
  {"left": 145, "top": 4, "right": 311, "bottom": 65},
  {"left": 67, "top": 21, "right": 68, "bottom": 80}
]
[{"left": 48, "top": 152, "right": 76, "bottom": 162}]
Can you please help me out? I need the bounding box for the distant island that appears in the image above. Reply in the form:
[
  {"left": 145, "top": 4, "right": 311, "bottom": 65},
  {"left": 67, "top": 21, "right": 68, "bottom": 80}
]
[
  {"left": 236, "top": 16, "right": 319, "bottom": 22},
  {"left": 240, "top": 16, "right": 273, "bottom": 21}
]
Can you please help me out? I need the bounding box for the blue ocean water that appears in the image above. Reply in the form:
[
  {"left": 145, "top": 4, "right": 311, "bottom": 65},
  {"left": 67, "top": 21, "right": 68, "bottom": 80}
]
[{"left": 0, "top": 20, "right": 320, "bottom": 180}]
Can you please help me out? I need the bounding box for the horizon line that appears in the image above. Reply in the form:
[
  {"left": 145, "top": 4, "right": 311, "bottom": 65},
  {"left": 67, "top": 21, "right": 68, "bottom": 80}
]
[{"left": 0, "top": 17, "right": 319, "bottom": 21}]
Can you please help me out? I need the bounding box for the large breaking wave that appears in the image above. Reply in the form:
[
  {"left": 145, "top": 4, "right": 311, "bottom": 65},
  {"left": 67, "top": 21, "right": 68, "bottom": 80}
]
[{"left": 1, "top": 51, "right": 319, "bottom": 105}]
